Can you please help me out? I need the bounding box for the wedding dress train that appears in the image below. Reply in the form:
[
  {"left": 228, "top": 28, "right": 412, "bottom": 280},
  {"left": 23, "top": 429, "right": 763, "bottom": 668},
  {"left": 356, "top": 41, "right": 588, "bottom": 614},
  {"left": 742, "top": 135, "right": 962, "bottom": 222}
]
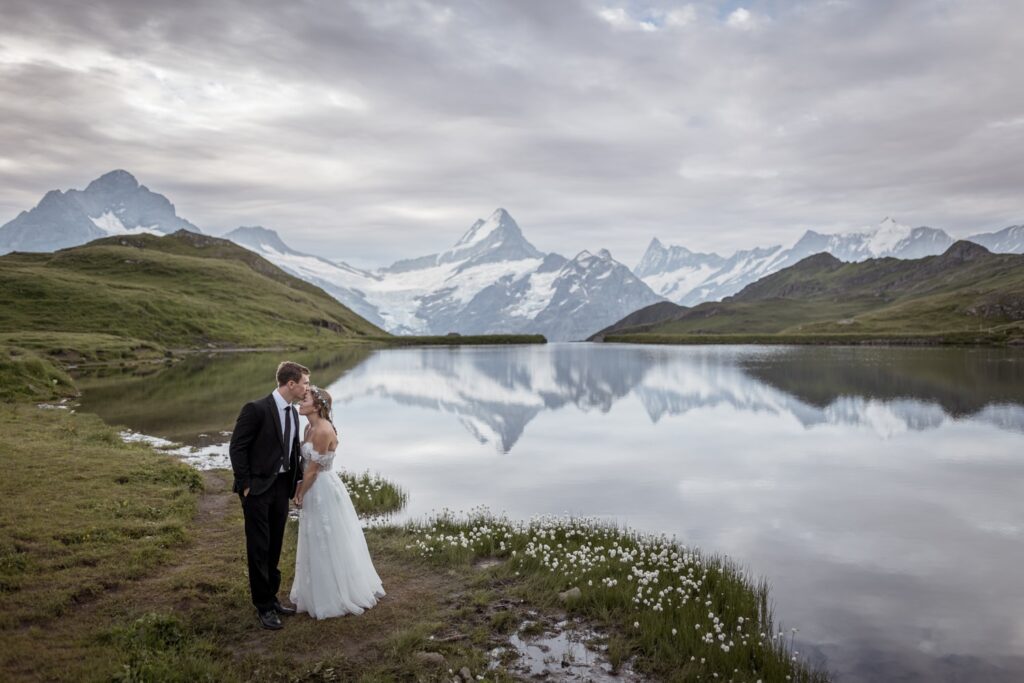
[{"left": 290, "top": 442, "right": 385, "bottom": 618}]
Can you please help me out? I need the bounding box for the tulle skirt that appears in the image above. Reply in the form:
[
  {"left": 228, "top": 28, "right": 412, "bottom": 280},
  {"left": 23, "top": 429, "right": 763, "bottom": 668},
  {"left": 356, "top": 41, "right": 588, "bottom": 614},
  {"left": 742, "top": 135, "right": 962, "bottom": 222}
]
[{"left": 290, "top": 471, "right": 385, "bottom": 619}]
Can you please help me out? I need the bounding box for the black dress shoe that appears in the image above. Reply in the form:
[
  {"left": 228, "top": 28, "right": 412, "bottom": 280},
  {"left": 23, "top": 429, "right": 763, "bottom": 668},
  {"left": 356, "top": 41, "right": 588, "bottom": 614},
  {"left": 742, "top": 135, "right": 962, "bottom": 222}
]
[
  {"left": 273, "top": 600, "right": 297, "bottom": 616},
  {"left": 257, "top": 609, "right": 283, "bottom": 630}
]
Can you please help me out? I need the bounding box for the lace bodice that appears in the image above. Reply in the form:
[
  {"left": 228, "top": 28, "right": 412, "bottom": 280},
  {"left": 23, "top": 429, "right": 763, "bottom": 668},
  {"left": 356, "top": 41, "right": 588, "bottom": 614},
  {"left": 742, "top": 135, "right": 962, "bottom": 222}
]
[{"left": 300, "top": 441, "right": 336, "bottom": 471}]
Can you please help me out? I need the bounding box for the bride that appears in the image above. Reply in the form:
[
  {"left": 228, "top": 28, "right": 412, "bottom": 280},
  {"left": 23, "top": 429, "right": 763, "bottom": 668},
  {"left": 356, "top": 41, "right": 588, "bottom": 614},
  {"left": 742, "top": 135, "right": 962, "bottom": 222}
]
[{"left": 290, "top": 385, "right": 385, "bottom": 618}]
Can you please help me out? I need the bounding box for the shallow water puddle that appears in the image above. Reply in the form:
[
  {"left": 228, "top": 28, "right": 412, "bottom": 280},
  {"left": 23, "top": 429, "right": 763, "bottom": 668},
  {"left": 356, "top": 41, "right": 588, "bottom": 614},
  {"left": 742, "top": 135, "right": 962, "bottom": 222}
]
[
  {"left": 120, "top": 429, "right": 231, "bottom": 469},
  {"left": 492, "top": 620, "right": 643, "bottom": 681}
]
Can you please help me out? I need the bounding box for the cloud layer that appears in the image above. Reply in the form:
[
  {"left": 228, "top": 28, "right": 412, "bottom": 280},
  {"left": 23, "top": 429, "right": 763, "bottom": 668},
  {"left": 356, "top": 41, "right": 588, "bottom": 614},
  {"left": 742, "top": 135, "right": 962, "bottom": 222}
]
[{"left": 1, "top": 0, "right": 1021, "bottom": 267}]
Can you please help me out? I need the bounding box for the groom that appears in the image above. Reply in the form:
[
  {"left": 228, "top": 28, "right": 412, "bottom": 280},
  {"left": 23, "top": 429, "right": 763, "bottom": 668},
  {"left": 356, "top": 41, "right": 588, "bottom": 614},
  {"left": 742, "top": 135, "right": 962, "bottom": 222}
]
[{"left": 229, "top": 360, "right": 308, "bottom": 630}]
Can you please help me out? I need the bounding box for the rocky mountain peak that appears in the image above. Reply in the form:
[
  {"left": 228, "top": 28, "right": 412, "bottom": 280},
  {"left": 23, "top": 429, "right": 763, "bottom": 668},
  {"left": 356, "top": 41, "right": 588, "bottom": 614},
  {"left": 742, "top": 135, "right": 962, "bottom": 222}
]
[
  {"left": 635, "top": 236, "right": 725, "bottom": 279},
  {"left": 799, "top": 252, "right": 844, "bottom": 269},
  {"left": 453, "top": 208, "right": 520, "bottom": 248},
  {"left": 0, "top": 169, "right": 203, "bottom": 255},
  {"left": 941, "top": 240, "right": 991, "bottom": 262},
  {"left": 448, "top": 208, "right": 542, "bottom": 264},
  {"left": 37, "top": 189, "right": 66, "bottom": 208},
  {"left": 224, "top": 226, "right": 293, "bottom": 254},
  {"left": 573, "top": 249, "right": 594, "bottom": 262},
  {"left": 84, "top": 169, "right": 140, "bottom": 196}
]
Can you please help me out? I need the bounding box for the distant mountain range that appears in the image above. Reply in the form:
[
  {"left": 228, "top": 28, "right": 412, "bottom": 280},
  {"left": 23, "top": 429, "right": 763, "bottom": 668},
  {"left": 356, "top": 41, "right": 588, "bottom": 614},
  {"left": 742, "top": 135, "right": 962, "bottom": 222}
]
[
  {"left": 635, "top": 218, "right": 1024, "bottom": 305},
  {"left": 2, "top": 170, "right": 1022, "bottom": 340},
  {"left": 226, "top": 209, "right": 662, "bottom": 342},
  {"left": 594, "top": 241, "right": 1024, "bottom": 340}
]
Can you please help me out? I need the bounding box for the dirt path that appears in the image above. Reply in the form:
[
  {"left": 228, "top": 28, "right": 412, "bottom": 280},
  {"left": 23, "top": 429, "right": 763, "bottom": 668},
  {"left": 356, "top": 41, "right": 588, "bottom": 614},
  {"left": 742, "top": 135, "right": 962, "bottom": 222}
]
[
  {"left": 116, "top": 470, "right": 461, "bottom": 666},
  {"left": 15, "top": 468, "right": 480, "bottom": 681},
  {"left": 11, "top": 463, "right": 632, "bottom": 682}
]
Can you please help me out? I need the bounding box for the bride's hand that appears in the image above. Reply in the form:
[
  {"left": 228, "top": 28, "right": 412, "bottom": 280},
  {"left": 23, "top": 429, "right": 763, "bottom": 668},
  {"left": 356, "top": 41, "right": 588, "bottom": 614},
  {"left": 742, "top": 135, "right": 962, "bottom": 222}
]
[{"left": 294, "top": 492, "right": 303, "bottom": 508}]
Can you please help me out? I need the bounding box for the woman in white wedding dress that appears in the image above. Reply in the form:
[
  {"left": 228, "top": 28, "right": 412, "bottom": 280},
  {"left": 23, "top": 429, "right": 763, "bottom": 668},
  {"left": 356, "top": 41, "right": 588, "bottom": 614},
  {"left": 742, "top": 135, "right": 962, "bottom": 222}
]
[{"left": 290, "top": 386, "right": 385, "bottom": 619}]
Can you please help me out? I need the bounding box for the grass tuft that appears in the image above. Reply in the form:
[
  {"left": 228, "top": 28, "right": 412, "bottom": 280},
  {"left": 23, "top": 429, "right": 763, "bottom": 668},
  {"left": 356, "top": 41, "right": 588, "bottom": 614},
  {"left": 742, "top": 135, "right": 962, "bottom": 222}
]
[
  {"left": 0, "top": 347, "right": 77, "bottom": 402},
  {"left": 103, "top": 612, "right": 227, "bottom": 682},
  {"left": 340, "top": 470, "right": 408, "bottom": 518}
]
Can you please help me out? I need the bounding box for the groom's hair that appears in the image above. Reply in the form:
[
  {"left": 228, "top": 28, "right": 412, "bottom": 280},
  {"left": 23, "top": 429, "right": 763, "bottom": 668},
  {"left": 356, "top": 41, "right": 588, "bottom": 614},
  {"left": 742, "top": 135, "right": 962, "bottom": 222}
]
[{"left": 276, "top": 361, "right": 309, "bottom": 386}]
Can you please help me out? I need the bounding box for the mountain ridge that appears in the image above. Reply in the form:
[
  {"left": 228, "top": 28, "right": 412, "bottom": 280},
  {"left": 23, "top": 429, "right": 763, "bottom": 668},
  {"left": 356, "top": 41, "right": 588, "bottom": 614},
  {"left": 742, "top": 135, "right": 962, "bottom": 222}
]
[
  {"left": 592, "top": 241, "right": 1024, "bottom": 341},
  {"left": 0, "top": 229, "right": 386, "bottom": 350},
  {"left": 636, "top": 218, "right": 1024, "bottom": 306},
  {"left": 4, "top": 170, "right": 1023, "bottom": 341}
]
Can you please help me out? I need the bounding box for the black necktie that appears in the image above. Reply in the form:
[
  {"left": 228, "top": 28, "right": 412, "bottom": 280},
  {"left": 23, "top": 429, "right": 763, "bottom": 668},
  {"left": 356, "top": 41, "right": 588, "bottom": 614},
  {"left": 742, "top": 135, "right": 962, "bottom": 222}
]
[{"left": 282, "top": 405, "right": 293, "bottom": 468}]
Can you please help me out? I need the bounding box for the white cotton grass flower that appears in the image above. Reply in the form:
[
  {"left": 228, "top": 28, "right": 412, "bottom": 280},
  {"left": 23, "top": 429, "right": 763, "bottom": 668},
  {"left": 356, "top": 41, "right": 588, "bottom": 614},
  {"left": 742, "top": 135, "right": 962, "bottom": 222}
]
[{"left": 406, "top": 507, "right": 811, "bottom": 679}]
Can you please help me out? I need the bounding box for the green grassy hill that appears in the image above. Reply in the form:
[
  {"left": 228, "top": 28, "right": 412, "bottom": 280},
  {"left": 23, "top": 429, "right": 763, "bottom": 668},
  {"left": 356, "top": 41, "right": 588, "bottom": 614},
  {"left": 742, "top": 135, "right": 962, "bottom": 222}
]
[
  {"left": 0, "top": 230, "right": 387, "bottom": 360},
  {"left": 595, "top": 241, "right": 1024, "bottom": 345}
]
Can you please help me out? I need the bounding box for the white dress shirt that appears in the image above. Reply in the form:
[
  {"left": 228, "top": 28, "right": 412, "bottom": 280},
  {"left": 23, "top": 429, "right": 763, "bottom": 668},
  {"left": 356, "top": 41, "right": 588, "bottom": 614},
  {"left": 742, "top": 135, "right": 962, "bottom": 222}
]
[{"left": 272, "top": 388, "right": 296, "bottom": 473}]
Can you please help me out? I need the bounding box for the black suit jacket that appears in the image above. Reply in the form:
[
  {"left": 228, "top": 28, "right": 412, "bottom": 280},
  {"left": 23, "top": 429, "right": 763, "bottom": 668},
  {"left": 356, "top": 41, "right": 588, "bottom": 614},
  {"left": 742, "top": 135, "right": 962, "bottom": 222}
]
[{"left": 229, "top": 393, "right": 302, "bottom": 498}]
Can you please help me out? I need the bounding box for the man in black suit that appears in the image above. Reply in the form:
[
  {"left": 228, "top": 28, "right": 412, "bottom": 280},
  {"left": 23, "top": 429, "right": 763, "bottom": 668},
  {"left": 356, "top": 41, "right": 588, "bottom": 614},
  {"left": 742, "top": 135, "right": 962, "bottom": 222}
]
[{"left": 229, "top": 360, "right": 309, "bottom": 629}]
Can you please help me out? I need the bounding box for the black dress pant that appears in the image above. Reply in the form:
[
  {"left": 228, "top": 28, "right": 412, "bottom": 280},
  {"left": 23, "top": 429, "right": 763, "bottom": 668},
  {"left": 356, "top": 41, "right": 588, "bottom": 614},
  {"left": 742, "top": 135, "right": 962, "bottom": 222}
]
[{"left": 241, "top": 474, "right": 291, "bottom": 611}]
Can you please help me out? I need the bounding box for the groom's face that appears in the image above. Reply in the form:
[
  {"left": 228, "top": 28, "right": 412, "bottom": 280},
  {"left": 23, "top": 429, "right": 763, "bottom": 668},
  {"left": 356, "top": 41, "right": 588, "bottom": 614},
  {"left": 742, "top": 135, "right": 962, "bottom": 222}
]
[{"left": 285, "top": 373, "right": 310, "bottom": 403}]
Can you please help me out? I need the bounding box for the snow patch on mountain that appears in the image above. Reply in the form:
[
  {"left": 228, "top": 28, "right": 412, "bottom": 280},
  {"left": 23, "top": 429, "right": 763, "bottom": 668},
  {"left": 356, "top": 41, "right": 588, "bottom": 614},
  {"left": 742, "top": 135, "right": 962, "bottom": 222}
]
[
  {"left": 90, "top": 211, "right": 162, "bottom": 236},
  {"left": 865, "top": 217, "right": 912, "bottom": 256},
  {"left": 506, "top": 270, "right": 562, "bottom": 319}
]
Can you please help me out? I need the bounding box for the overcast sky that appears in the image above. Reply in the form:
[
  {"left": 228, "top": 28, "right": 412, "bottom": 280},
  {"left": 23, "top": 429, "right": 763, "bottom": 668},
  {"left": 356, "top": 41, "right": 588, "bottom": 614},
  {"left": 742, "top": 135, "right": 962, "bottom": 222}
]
[{"left": 1, "top": 0, "right": 1022, "bottom": 268}]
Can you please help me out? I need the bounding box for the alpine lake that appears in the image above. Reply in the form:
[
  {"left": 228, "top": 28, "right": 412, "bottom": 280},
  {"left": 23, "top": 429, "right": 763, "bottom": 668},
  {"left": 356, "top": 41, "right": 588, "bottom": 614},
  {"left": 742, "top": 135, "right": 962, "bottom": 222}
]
[{"left": 73, "top": 342, "right": 1024, "bottom": 683}]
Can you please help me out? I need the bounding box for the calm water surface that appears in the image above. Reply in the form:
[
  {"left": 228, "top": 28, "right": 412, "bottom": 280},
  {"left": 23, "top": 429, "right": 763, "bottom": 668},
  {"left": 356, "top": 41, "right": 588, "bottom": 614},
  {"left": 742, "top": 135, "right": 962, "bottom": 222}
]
[{"left": 77, "top": 343, "right": 1024, "bottom": 682}]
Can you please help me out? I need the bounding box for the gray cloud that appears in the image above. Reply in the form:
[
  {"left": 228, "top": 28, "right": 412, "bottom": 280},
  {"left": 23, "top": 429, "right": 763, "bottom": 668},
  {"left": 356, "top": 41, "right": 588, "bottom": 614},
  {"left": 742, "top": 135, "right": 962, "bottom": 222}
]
[{"left": 1, "top": 0, "right": 1022, "bottom": 268}]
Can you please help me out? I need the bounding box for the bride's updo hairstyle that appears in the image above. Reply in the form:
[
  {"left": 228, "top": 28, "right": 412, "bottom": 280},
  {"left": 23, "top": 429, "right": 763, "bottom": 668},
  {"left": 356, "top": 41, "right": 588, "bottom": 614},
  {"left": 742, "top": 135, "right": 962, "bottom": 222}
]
[{"left": 310, "top": 385, "right": 336, "bottom": 432}]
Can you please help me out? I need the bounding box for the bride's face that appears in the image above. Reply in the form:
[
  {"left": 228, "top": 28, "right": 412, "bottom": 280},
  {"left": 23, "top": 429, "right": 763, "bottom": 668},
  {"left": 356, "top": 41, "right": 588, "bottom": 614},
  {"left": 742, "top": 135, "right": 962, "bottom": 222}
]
[{"left": 297, "top": 392, "right": 315, "bottom": 416}]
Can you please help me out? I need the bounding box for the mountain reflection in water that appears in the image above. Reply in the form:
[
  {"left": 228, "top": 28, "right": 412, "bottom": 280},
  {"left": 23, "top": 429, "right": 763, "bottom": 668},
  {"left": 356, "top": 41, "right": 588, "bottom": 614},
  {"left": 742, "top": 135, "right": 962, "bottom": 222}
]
[{"left": 328, "top": 345, "right": 1024, "bottom": 452}]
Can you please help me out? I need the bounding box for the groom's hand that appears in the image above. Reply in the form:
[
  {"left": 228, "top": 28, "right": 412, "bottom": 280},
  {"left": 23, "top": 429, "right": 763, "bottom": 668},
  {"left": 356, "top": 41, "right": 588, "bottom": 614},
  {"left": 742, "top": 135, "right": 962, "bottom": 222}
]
[{"left": 243, "top": 487, "right": 250, "bottom": 497}]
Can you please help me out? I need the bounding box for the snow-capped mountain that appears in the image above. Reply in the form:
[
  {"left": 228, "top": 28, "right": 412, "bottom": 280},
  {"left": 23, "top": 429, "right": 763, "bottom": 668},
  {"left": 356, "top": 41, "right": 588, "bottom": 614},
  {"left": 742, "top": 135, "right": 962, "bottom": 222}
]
[
  {"left": 639, "top": 218, "right": 959, "bottom": 305},
  {"left": 226, "top": 210, "right": 664, "bottom": 341},
  {"left": 367, "top": 209, "right": 548, "bottom": 334},
  {"left": 968, "top": 224, "right": 1024, "bottom": 254},
  {"left": 788, "top": 218, "right": 954, "bottom": 261},
  {"left": 525, "top": 249, "right": 664, "bottom": 342},
  {"left": 222, "top": 225, "right": 386, "bottom": 327},
  {"left": 0, "top": 170, "right": 200, "bottom": 254},
  {"left": 634, "top": 238, "right": 726, "bottom": 302},
  {"left": 384, "top": 207, "right": 544, "bottom": 274}
]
